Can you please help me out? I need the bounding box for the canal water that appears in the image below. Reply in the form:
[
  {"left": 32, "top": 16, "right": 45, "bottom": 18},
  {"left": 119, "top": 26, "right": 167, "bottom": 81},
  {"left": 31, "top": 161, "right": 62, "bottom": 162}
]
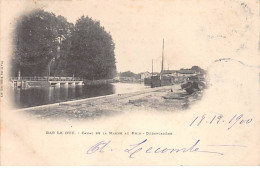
[{"left": 12, "top": 83, "right": 149, "bottom": 108}]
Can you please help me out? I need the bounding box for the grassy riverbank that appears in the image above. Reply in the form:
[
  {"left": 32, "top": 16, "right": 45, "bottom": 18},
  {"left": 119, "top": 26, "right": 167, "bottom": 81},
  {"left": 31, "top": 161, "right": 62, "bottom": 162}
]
[{"left": 23, "top": 84, "right": 204, "bottom": 120}]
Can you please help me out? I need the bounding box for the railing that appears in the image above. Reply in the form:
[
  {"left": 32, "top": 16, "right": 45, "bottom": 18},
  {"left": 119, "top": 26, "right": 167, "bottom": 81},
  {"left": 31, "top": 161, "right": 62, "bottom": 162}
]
[{"left": 10, "top": 77, "right": 83, "bottom": 81}]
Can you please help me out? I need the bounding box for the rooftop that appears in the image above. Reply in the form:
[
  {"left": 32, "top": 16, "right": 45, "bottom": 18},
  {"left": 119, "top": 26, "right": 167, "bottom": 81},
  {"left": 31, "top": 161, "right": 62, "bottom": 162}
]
[
  {"left": 178, "top": 69, "right": 196, "bottom": 74},
  {"left": 161, "top": 69, "right": 196, "bottom": 74},
  {"left": 161, "top": 70, "right": 178, "bottom": 74}
]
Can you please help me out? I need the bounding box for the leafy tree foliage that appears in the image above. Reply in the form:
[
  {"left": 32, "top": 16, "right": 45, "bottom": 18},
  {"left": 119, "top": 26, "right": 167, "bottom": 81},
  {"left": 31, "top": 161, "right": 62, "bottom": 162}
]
[
  {"left": 68, "top": 16, "right": 116, "bottom": 80},
  {"left": 50, "top": 15, "right": 74, "bottom": 76},
  {"left": 120, "top": 71, "right": 137, "bottom": 78},
  {"left": 191, "top": 66, "right": 206, "bottom": 74},
  {"left": 12, "top": 9, "right": 70, "bottom": 76},
  {"left": 12, "top": 10, "right": 116, "bottom": 80}
]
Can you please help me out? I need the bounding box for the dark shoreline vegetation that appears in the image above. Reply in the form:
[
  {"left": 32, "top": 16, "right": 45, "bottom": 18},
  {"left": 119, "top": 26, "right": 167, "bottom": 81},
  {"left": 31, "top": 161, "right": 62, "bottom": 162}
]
[{"left": 11, "top": 9, "right": 117, "bottom": 80}]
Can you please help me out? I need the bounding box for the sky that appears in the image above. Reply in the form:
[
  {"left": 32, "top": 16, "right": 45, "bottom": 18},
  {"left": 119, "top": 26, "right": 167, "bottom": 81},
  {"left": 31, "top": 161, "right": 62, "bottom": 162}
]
[{"left": 2, "top": 0, "right": 259, "bottom": 73}]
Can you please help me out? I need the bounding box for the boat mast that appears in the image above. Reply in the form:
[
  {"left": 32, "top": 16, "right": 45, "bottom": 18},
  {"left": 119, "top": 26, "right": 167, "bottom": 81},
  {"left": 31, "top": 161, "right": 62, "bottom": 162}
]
[
  {"left": 152, "top": 59, "right": 153, "bottom": 77},
  {"left": 160, "top": 38, "right": 164, "bottom": 87},
  {"left": 161, "top": 38, "right": 164, "bottom": 73},
  {"left": 151, "top": 59, "right": 154, "bottom": 87}
]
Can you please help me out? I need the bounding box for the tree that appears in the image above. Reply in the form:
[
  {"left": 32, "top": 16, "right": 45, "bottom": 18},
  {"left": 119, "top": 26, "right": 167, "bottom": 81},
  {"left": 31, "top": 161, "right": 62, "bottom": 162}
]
[
  {"left": 12, "top": 9, "right": 72, "bottom": 77},
  {"left": 50, "top": 15, "right": 74, "bottom": 77},
  {"left": 120, "top": 71, "right": 137, "bottom": 77},
  {"left": 68, "top": 16, "right": 116, "bottom": 80},
  {"left": 191, "top": 66, "right": 206, "bottom": 74},
  {"left": 12, "top": 11, "right": 117, "bottom": 80}
]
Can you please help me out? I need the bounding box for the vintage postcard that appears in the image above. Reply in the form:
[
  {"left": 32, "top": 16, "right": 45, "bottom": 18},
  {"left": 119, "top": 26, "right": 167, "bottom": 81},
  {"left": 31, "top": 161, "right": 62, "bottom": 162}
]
[{"left": 0, "top": 0, "right": 259, "bottom": 166}]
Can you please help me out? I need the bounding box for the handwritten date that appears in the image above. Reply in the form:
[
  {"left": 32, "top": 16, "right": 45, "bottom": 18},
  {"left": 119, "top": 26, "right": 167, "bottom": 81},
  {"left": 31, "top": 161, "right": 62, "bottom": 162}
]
[{"left": 189, "top": 114, "right": 252, "bottom": 130}]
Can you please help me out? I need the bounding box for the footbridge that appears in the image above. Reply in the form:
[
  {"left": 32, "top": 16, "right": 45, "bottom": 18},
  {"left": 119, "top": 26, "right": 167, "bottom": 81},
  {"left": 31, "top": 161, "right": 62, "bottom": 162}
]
[{"left": 10, "top": 77, "right": 84, "bottom": 88}]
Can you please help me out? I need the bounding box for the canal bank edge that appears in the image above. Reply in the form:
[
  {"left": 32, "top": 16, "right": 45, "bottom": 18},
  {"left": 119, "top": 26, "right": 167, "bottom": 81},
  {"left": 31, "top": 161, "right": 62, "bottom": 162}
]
[{"left": 14, "top": 85, "right": 172, "bottom": 112}]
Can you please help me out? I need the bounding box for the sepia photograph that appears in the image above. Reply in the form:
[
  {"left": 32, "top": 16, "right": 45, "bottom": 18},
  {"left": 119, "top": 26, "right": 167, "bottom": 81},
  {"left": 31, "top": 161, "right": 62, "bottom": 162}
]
[
  {"left": 0, "top": 0, "right": 259, "bottom": 166},
  {"left": 10, "top": 6, "right": 208, "bottom": 119}
]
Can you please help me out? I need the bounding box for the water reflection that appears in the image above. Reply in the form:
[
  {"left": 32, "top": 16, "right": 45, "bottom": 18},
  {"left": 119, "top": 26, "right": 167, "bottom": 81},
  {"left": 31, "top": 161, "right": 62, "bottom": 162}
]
[{"left": 12, "top": 83, "right": 147, "bottom": 108}]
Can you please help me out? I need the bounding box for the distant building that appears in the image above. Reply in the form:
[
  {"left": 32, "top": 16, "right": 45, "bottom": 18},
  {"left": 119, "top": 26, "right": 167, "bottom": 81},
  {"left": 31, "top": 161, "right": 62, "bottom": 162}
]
[
  {"left": 161, "top": 68, "right": 205, "bottom": 83},
  {"left": 161, "top": 70, "right": 178, "bottom": 76},
  {"left": 178, "top": 69, "right": 196, "bottom": 77},
  {"left": 152, "top": 72, "right": 160, "bottom": 76},
  {"left": 139, "top": 71, "right": 151, "bottom": 80},
  {"left": 145, "top": 66, "right": 207, "bottom": 87},
  {"left": 161, "top": 69, "right": 196, "bottom": 77}
]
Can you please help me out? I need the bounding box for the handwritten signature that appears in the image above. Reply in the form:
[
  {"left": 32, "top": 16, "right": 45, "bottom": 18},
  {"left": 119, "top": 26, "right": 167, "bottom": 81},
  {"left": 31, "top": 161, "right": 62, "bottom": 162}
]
[{"left": 86, "top": 139, "right": 246, "bottom": 158}]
